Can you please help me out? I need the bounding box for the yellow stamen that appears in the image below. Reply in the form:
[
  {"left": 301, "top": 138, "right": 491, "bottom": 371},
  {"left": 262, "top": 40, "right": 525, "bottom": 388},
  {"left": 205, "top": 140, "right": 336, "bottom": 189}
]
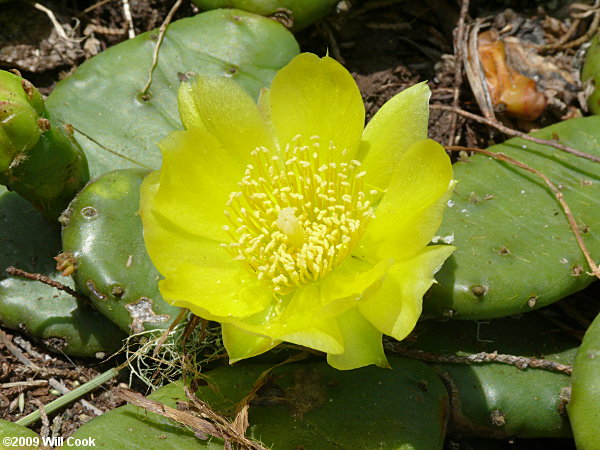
[{"left": 224, "top": 135, "right": 373, "bottom": 294}]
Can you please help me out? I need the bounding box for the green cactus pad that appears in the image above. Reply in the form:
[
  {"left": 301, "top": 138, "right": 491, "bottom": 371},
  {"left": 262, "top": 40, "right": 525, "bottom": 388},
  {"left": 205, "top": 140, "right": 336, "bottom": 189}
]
[
  {"left": 46, "top": 9, "right": 299, "bottom": 178},
  {"left": 0, "top": 112, "right": 90, "bottom": 221},
  {"left": 582, "top": 35, "right": 600, "bottom": 115},
  {"left": 238, "top": 358, "right": 448, "bottom": 449},
  {"left": 410, "top": 313, "right": 577, "bottom": 438},
  {"left": 191, "top": 0, "right": 340, "bottom": 31},
  {"left": 425, "top": 117, "right": 600, "bottom": 319},
  {"left": 61, "top": 169, "right": 179, "bottom": 334},
  {"left": 0, "top": 187, "right": 125, "bottom": 357},
  {"left": 67, "top": 381, "right": 216, "bottom": 449},
  {"left": 70, "top": 357, "right": 448, "bottom": 449},
  {"left": 568, "top": 311, "right": 600, "bottom": 449},
  {"left": 0, "top": 419, "right": 40, "bottom": 449},
  {"left": 0, "top": 70, "right": 44, "bottom": 171}
]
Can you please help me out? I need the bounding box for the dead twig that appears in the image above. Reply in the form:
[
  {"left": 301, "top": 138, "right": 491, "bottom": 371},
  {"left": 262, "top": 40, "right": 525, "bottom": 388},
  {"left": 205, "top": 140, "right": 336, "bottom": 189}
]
[
  {"left": 5, "top": 266, "right": 87, "bottom": 300},
  {"left": 448, "top": 0, "right": 470, "bottom": 146},
  {"left": 1, "top": 380, "right": 48, "bottom": 389},
  {"left": 140, "top": 0, "right": 184, "bottom": 99},
  {"left": 533, "top": 1, "right": 599, "bottom": 50},
  {"left": 386, "top": 344, "right": 573, "bottom": 375},
  {"left": 558, "top": 1, "right": 600, "bottom": 50},
  {"left": 463, "top": 19, "right": 496, "bottom": 121},
  {"left": 559, "top": 10, "right": 600, "bottom": 50},
  {"left": 432, "top": 104, "right": 600, "bottom": 163},
  {"left": 13, "top": 366, "right": 83, "bottom": 380},
  {"left": 118, "top": 387, "right": 268, "bottom": 450},
  {"left": 78, "top": 0, "right": 119, "bottom": 16},
  {"left": 23, "top": 1, "right": 69, "bottom": 40},
  {"left": 446, "top": 144, "right": 600, "bottom": 279},
  {"left": 122, "top": 0, "right": 136, "bottom": 39},
  {"left": 0, "top": 330, "right": 37, "bottom": 367}
]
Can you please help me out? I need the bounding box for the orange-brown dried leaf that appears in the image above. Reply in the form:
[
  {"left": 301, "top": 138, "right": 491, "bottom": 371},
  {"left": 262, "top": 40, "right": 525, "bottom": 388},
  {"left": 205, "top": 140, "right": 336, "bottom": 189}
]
[{"left": 478, "top": 30, "right": 546, "bottom": 121}]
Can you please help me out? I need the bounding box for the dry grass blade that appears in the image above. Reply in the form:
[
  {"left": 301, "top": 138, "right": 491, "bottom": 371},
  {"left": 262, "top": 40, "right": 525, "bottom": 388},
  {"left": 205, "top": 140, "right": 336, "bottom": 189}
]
[
  {"left": 446, "top": 145, "right": 600, "bottom": 279},
  {"left": 183, "top": 387, "right": 269, "bottom": 450},
  {"left": 433, "top": 104, "right": 600, "bottom": 163},
  {"left": 462, "top": 19, "right": 496, "bottom": 121},
  {"left": 140, "top": 0, "right": 184, "bottom": 99},
  {"left": 447, "top": 0, "right": 470, "bottom": 146},
  {"left": 117, "top": 387, "right": 267, "bottom": 450}
]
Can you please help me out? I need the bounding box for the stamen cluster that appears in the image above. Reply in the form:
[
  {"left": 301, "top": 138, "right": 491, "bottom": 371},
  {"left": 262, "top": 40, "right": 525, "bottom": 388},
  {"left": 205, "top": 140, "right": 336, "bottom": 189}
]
[{"left": 223, "top": 135, "right": 374, "bottom": 294}]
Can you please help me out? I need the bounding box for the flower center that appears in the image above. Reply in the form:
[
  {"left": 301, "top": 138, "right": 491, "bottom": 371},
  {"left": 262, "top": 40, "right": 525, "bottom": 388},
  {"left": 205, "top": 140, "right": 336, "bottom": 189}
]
[{"left": 223, "top": 135, "right": 374, "bottom": 294}]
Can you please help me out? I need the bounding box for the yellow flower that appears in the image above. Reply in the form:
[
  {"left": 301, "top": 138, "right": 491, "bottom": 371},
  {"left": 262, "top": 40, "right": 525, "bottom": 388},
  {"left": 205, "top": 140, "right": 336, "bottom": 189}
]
[{"left": 139, "top": 53, "right": 455, "bottom": 370}]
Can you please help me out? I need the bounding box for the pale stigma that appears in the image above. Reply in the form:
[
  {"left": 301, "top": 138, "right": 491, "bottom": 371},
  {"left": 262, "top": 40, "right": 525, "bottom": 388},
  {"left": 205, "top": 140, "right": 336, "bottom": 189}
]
[{"left": 276, "top": 207, "right": 305, "bottom": 248}]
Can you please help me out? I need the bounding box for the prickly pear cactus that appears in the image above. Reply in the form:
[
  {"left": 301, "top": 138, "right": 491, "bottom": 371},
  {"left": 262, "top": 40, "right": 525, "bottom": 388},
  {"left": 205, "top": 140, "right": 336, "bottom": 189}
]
[
  {"left": 0, "top": 187, "right": 125, "bottom": 356},
  {"left": 46, "top": 9, "right": 299, "bottom": 178},
  {"left": 0, "top": 70, "right": 44, "bottom": 168},
  {"left": 425, "top": 117, "right": 600, "bottom": 319},
  {"left": 0, "top": 112, "right": 90, "bottom": 221},
  {"left": 67, "top": 381, "right": 216, "bottom": 449},
  {"left": 0, "top": 419, "right": 39, "bottom": 450},
  {"left": 70, "top": 358, "right": 449, "bottom": 449},
  {"left": 61, "top": 169, "right": 179, "bottom": 334},
  {"left": 582, "top": 34, "right": 600, "bottom": 115},
  {"left": 191, "top": 0, "right": 341, "bottom": 30},
  {"left": 0, "top": 70, "right": 89, "bottom": 221},
  {"left": 1, "top": 9, "right": 298, "bottom": 358},
  {"left": 568, "top": 311, "right": 600, "bottom": 449},
  {"left": 411, "top": 313, "right": 577, "bottom": 439}
]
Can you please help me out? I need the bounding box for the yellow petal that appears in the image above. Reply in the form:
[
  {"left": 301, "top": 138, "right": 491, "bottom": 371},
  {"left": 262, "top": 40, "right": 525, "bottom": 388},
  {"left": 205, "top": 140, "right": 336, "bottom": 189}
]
[
  {"left": 139, "top": 171, "right": 230, "bottom": 275},
  {"left": 357, "top": 139, "right": 453, "bottom": 261},
  {"left": 257, "top": 87, "right": 274, "bottom": 135},
  {"left": 327, "top": 308, "right": 389, "bottom": 370},
  {"left": 151, "top": 128, "right": 245, "bottom": 241},
  {"left": 359, "top": 245, "right": 455, "bottom": 340},
  {"left": 222, "top": 323, "right": 279, "bottom": 363},
  {"left": 221, "top": 284, "right": 344, "bottom": 355},
  {"left": 316, "top": 257, "right": 392, "bottom": 319},
  {"left": 269, "top": 53, "right": 364, "bottom": 161},
  {"left": 280, "top": 319, "right": 344, "bottom": 355},
  {"left": 358, "top": 82, "right": 431, "bottom": 193},
  {"left": 178, "top": 75, "right": 273, "bottom": 155},
  {"left": 159, "top": 262, "right": 273, "bottom": 319}
]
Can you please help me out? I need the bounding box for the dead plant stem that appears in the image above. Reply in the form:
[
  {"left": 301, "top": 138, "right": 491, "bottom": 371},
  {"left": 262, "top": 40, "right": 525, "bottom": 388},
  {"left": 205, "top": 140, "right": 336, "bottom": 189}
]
[
  {"left": 5, "top": 266, "right": 86, "bottom": 300},
  {"left": 446, "top": 145, "right": 600, "bottom": 279},
  {"left": 432, "top": 104, "right": 600, "bottom": 163},
  {"left": 140, "top": 0, "right": 183, "bottom": 99},
  {"left": 386, "top": 344, "right": 573, "bottom": 375},
  {"left": 448, "top": 0, "right": 470, "bottom": 147}
]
